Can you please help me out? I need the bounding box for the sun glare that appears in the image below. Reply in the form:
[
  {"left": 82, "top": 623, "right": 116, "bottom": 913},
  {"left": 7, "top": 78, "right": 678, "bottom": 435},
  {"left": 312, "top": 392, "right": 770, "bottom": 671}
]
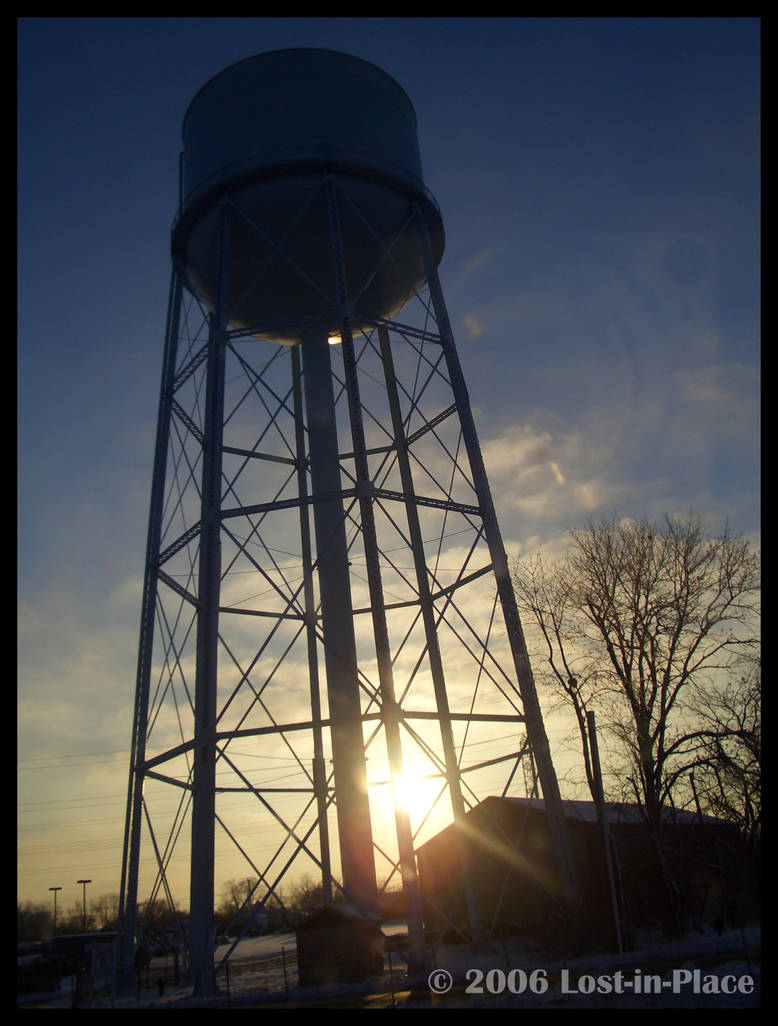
[{"left": 392, "top": 766, "right": 442, "bottom": 826}]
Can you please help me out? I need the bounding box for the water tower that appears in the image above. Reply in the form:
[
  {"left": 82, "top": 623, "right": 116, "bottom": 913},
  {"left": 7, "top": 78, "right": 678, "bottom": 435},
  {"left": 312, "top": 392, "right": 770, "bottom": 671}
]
[{"left": 117, "top": 49, "right": 576, "bottom": 996}]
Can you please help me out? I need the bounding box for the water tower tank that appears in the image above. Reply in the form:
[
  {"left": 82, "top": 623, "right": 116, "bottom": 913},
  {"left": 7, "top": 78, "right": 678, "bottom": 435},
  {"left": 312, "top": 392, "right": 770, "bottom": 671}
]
[{"left": 172, "top": 48, "right": 445, "bottom": 342}]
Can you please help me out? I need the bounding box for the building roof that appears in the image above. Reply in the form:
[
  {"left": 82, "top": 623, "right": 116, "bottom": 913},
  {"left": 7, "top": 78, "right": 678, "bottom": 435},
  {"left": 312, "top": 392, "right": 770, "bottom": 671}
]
[
  {"left": 296, "top": 903, "right": 380, "bottom": 932},
  {"left": 484, "top": 795, "right": 730, "bottom": 829},
  {"left": 416, "top": 796, "right": 735, "bottom": 856}
]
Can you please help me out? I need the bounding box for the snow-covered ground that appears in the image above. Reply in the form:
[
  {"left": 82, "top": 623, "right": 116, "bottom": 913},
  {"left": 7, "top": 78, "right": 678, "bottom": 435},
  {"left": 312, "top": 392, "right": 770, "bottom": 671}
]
[
  {"left": 418, "top": 924, "right": 761, "bottom": 1009},
  {"left": 38, "top": 922, "right": 759, "bottom": 1009},
  {"left": 212, "top": 917, "right": 406, "bottom": 966}
]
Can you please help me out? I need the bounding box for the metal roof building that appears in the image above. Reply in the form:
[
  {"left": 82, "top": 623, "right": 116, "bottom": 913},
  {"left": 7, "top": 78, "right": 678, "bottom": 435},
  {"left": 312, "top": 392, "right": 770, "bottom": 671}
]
[{"left": 416, "top": 796, "right": 756, "bottom": 952}]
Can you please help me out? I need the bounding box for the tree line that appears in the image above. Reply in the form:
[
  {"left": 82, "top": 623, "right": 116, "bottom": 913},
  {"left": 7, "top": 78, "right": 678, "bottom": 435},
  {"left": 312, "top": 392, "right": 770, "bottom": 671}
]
[{"left": 18, "top": 873, "right": 402, "bottom": 945}]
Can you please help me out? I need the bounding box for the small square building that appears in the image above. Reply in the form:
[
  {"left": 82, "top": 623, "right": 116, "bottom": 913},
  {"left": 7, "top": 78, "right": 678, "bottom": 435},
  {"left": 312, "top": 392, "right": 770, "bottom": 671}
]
[{"left": 295, "top": 904, "right": 384, "bottom": 987}]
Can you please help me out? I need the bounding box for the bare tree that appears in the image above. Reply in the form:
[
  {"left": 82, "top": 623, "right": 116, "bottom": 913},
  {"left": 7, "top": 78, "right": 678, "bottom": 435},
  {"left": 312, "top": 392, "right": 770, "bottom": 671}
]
[
  {"left": 90, "top": 892, "right": 121, "bottom": 931},
  {"left": 17, "top": 901, "right": 52, "bottom": 943},
  {"left": 513, "top": 514, "right": 760, "bottom": 827},
  {"left": 287, "top": 873, "right": 324, "bottom": 914},
  {"left": 215, "top": 876, "right": 261, "bottom": 934},
  {"left": 218, "top": 877, "right": 256, "bottom": 917},
  {"left": 510, "top": 549, "right": 603, "bottom": 800},
  {"left": 513, "top": 514, "right": 760, "bottom": 934},
  {"left": 683, "top": 657, "right": 761, "bottom": 845}
]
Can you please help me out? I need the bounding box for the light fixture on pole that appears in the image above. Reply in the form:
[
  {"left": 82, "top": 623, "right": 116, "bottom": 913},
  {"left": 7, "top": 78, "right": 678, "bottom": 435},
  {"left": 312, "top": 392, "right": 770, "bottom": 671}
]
[
  {"left": 48, "top": 886, "right": 62, "bottom": 934},
  {"left": 77, "top": 879, "right": 92, "bottom": 933}
]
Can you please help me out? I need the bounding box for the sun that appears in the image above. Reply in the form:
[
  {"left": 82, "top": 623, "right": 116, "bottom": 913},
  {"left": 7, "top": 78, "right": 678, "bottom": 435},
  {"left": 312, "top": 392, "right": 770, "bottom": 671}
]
[{"left": 391, "top": 765, "right": 443, "bottom": 827}]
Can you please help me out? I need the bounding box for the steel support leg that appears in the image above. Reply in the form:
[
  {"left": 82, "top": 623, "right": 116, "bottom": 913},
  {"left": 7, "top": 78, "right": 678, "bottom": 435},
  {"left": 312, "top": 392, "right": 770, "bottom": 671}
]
[
  {"left": 378, "top": 322, "right": 483, "bottom": 947},
  {"left": 415, "top": 210, "right": 580, "bottom": 917},
  {"left": 325, "top": 178, "right": 428, "bottom": 968},
  {"left": 189, "top": 200, "right": 230, "bottom": 998},
  {"left": 300, "top": 321, "right": 378, "bottom": 917},
  {"left": 117, "top": 270, "right": 183, "bottom": 990},
  {"left": 291, "top": 344, "right": 333, "bottom": 905}
]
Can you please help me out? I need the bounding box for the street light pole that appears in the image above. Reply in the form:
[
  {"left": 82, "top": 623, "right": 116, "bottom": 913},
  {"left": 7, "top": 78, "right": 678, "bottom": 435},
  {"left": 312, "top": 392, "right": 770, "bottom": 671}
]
[
  {"left": 77, "top": 879, "right": 92, "bottom": 933},
  {"left": 49, "top": 886, "right": 62, "bottom": 935}
]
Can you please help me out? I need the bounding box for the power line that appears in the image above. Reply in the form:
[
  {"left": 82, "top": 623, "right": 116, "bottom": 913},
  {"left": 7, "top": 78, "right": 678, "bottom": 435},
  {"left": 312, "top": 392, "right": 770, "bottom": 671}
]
[{"left": 18, "top": 749, "right": 128, "bottom": 767}]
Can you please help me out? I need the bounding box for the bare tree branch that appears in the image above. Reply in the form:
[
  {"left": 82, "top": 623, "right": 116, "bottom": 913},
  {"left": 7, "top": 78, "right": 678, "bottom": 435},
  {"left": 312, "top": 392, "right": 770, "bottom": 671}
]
[{"left": 513, "top": 513, "right": 760, "bottom": 839}]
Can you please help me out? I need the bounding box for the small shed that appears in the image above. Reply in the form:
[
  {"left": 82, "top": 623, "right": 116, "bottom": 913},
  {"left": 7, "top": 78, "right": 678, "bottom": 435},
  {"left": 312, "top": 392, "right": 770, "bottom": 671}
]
[{"left": 295, "top": 904, "right": 384, "bottom": 987}]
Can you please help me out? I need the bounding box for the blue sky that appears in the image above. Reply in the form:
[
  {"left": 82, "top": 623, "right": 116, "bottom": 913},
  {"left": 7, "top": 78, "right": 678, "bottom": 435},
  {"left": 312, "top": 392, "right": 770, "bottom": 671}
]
[{"left": 18, "top": 17, "right": 760, "bottom": 911}]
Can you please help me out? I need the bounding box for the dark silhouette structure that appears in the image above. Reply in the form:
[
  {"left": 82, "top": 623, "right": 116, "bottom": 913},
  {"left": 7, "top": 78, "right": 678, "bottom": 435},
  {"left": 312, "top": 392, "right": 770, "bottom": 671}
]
[
  {"left": 417, "top": 797, "right": 757, "bottom": 950},
  {"left": 117, "top": 49, "right": 576, "bottom": 996}
]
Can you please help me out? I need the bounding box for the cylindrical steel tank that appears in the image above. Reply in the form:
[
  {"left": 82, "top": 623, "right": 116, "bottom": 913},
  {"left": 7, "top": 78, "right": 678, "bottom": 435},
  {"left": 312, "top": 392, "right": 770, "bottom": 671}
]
[{"left": 171, "top": 48, "right": 445, "bottom": 342}]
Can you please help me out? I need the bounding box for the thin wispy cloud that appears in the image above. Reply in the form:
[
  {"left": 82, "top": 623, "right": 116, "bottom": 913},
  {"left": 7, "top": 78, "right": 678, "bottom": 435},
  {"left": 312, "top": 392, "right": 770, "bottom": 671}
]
[{"left": 461, "top": 312, "right": 483, "bottom": 337}]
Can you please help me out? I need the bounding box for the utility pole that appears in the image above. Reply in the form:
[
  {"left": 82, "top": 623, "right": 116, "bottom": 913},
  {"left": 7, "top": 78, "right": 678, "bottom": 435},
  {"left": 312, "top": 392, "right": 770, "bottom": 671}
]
[
  {"left": 77, "top": 879, "right": 92, "bottom": 934},
  {"left": 49, "top": 886, "right": 62, "bottom": 935},
  {"left": 586, "top": 711, "right": 623, "bottom": 953}
]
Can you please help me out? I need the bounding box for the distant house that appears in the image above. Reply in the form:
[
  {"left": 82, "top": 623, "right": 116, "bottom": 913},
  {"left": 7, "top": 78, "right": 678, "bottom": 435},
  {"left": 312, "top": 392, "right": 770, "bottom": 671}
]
[
  {"left": 249, "top": 907, "right": 269, "bottom": 935},
  {"left": 17, "top": 933, "right": 118, "bottom": 1003},
  {"left": 416, "top": 797, "right": 756, "bottom": 950}
]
